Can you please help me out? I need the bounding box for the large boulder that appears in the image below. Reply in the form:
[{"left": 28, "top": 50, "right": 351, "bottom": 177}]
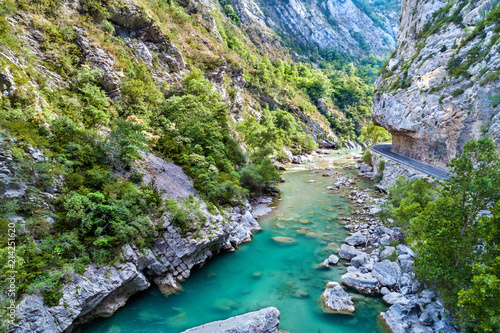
[
  {"left": 341, "top": 270, "right": 380, "bottom": 295},
  {"left": 321, "top": 282, "right": 355, "bottom": 314},
  {"left": 345, "top": 231, "right": 367, "bottom": 246},
  {"left": 339, "top": 244, "right": 363, "bottom": 260},
  {"left": 379, "top": 246, "right": 396, "bottom": 260},
  {"left": 382, "top": 292, "right": 410, "bottom": 306},
  {"left": 379, "top": 303, "right": 415, "bottom": 333},
  {"left": 396, "top": 244, "right": 417, "bottom": 258},
  {"left": 380, "top": 299, "right": 457, "bottom": 333},
  {"left": 359, "top": 163, "right": 374, "bottom": 173},
  {"left": 350, "top": 253, "right": 368, "bottom": 269},
  {"left": 372, "top": 260, "right": 402, "bottom": 289},
  {"left": 182, "top": 307, "right": 280, "bottom": 333}
]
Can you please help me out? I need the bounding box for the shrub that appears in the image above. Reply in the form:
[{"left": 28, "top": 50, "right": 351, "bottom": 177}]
[
  {"left": 129, "top": 171, "right": 144, "bottom": 184},
  {"left": 165, "top": 198, "right": 206, "bottom": 235},
  {"left": 378, "top": 159, "right": 386, "bottom": 172},
  {"left": 451, "top": 88, "right": 464, "bottom": 97},
  {"left": 362, "top": 150, "right": 372, "bottom": 166},
  {"left": 81, "top": 0, "right": 110, "bottom": 22}
]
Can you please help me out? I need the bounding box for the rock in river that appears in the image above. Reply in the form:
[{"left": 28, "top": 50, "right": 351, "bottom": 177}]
[
  {"left": 322, "top": 254, "right": 340, "bottom": 268},
  {"left": 271, "top": 236, "right": 297, "bottom": 244},
  {"left": 321, "top": 282, "right": 355, "bottom": 314},
  {"left": 182, "top": 307, "right": 280, "bottom": 333}
]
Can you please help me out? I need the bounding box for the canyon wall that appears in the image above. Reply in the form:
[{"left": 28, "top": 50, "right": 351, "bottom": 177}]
[
  {"left": 231, "top": 0, "right": 400, "bottom": 57},
  {"left": 374, "top": 0, "right": 500, "bottom": 168}
]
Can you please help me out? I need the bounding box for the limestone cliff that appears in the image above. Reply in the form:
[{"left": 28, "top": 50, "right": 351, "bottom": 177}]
[
  {"left": 230, "top": 0, "right": 400, "bottom": 57},
  {"left": 374, "top": 0, "right": 500, "bottom": 168}
]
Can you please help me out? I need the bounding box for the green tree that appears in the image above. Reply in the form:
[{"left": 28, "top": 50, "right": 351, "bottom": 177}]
[
  {"left": 411, "top": 137, "right": 500, "bottom": 318},
  {"left": 358, "top": 123, "right": 391, "bottom": 144},
  {"left": 457, "top": 201, "right": 500, "bottom": 332},
  {"left": 381, "top": 176, "right": 437, "bottom": 238},
  {"left": 80, "top": 83, "right": 111, "bottom": 128}
]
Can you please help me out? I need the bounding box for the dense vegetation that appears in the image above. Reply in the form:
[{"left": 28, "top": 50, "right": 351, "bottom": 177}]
[
  {"left": 0, "top": 0, "right": 389, "bottom": 315},
  {"left": 381, "top": 137, "right": 500, "bottom": 332}
]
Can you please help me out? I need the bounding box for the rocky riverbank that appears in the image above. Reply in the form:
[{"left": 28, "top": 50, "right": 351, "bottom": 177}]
[
  {"left": 11, "top": 202, "right": 266, "bottom": 333},
  {"left": 320, "top": 189, "right": 459, "bottom": 333},
  {"left": 7, "top": 150, "right": 274, "bottom": 333}
]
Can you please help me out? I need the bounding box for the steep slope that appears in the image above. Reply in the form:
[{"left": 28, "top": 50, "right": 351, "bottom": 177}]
[
  {"left": 230, "top": 0, "right": 401, "bottom": 57},
  {"left": 373, "top": 0, "right": 500, "bottom": 168}
]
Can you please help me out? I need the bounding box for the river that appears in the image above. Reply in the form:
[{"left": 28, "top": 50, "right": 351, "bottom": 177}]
[{"left": 81, "top": 150, "right": 389, "bottom": 333}]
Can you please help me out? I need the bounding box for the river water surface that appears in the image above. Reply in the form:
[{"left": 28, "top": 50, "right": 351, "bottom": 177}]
[{"left": 82, "top": 150, "right": 388, "bottom": 333}]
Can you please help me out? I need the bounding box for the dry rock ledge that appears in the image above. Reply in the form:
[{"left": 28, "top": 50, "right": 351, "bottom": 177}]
[
  {"left": 181, "top": 307, "right": 280, "bottom": 333},
  {"left": 8, "top": 154, "right": 271, "bottom": 333}
]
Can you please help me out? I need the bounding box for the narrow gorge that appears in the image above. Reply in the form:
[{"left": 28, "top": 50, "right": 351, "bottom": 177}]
[{"left": 1, "top": 0, "right": 500, "bottom": 332}]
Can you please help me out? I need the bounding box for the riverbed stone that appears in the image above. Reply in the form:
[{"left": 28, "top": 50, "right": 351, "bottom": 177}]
[
  {"left": 396, "top": 244, "right": 417, "bottom": 258},
  {"left": 378, "top": 235, "right": 391, "bottom": 245},
  {"left": 322, "top": 254, "right": 340, "bottom": 268},
  {"left": 350, "top": 253, "right": 368, "bottom": 268},
  {"left": 341, "top": 270, "right": 380, "bottom": 294},
  {"left": 271, "top": 236, "right": 297, "bottom": 244},
  {"left": 339, "top": 244, "right": 363, "bottom": 260},
  {"left": 321, "top": 282, "right": 355, "bottom": 314},
  {"left": 382, "top": 292, "right": 410, "bottom": 306},
  {"left": 372, "top": 260, "right": 401, "bottom": 289},
  {"left": 345, "top": 231, "right": 367, "bottom": 246},
  {"left": 181, "top": 307, "right": 280, "bottom": 333},
  {"left": 380, "top": 287, "right": 390, "bottom": 295},
  {"left": 379, "top": 246, "right": 396, "bottom": 260},
  {"left": 360, "top": 163, "right": 373, "bottom": 173}
]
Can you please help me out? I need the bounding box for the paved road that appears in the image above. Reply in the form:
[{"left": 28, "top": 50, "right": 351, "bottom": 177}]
[{"left": 370, "top": 143, "right": 452, "bottom": 180}]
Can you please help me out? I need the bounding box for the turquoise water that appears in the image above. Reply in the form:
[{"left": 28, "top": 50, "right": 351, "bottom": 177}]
[{"left": 81, "top": 151, "right": 388, "bottom": 333}]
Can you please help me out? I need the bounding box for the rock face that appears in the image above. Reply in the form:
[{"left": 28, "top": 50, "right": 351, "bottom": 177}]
[
  {"left": 0, "top": 68, "right": 16, "bottom": 96},
  {"left": 136, "top": 153, "right": 196, "bottom": 199},
  {"left": 229, "top": 0, "right": 400, "bottom": 57},
  {"left": 0, "top": 138, "right": 26, "bottom": 199},
  {"left": 73, "top": 0, "right": 186, "bottom": 100},
  {"left": 374, "top": 0, "right": 500, "bottom": 168},
  {"left": 321, "top": 282, "right": 355, "bottom": 314},
  {"left": 109, "top": 0, "right": 186, "bottom": 73},
  {"left": 14, "top": 263, "right": 150, "bottom": 332},
  {"left": 75, "top": 28, "right": 124, "bottom": 99},
  {"left": 181, "top": 307, "right": 280, "bottom": 333}
]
